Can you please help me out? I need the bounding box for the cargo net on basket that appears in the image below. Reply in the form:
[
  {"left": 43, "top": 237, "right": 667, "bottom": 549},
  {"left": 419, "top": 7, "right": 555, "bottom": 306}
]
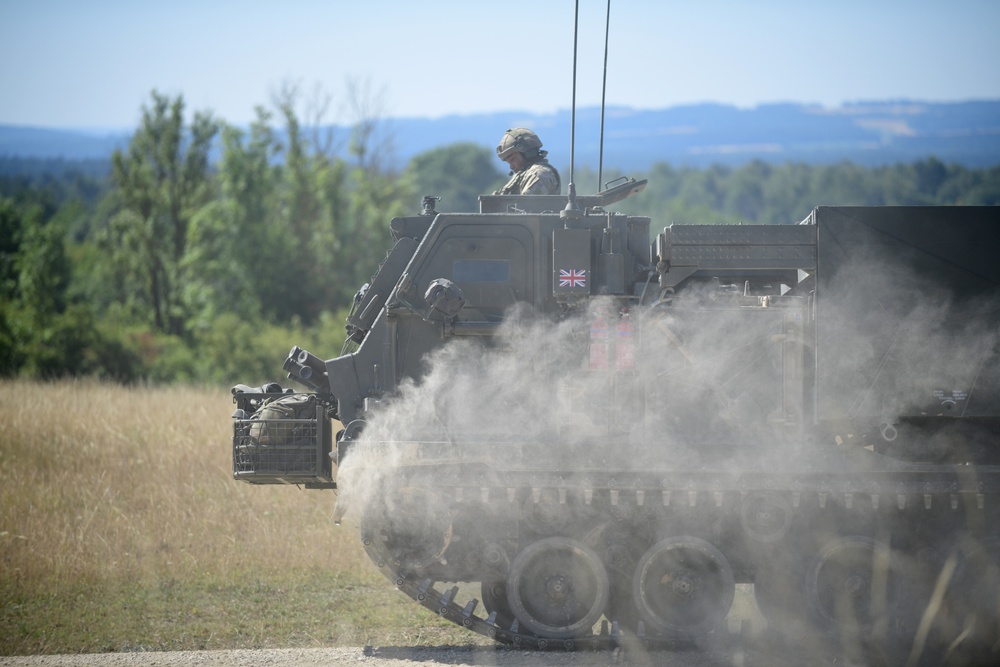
[{"left": 232, "top": 388, "right": 334, "bottom": 485}]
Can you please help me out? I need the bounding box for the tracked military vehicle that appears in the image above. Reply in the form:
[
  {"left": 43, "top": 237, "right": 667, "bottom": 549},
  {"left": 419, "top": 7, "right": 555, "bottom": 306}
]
[{"left": 232, "top": 186, "right": 1000, "bottom": 658}]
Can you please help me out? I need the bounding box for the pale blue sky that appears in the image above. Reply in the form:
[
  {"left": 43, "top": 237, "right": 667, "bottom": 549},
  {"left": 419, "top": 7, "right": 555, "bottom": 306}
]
[{"left": 1, "top": 0, "right": 998, "bottom": 129}]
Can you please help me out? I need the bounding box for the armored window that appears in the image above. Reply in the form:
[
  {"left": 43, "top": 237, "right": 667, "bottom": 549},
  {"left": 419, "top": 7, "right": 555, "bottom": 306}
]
[{"left": 452, "top": 259, "right": 511, "bottom": 283}]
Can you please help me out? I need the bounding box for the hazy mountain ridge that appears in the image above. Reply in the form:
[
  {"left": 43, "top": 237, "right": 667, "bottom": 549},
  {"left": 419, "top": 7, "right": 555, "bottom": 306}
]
[{"left": 2, "top": 100, "right": 998, "bottom": 170}]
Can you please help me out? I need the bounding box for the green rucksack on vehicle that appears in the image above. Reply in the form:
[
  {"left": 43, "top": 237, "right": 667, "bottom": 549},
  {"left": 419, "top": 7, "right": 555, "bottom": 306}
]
[{"left": 248, "top": 392, "right": 317, "bottom": 446}]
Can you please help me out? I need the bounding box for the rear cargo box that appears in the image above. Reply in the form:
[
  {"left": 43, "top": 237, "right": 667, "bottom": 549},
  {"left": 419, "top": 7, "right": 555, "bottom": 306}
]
[{"left": 232, "top": 392, "right": 334, "bottom": 485}]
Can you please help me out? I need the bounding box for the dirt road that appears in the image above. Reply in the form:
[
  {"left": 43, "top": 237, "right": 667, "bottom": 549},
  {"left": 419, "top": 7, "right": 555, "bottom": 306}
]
[{"left": 0, "top": 644, "right": 856, "bottom": 667}]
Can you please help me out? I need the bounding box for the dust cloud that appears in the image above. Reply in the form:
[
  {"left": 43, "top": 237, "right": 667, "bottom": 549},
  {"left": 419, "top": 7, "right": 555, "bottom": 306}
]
[{"left": 332, "top": 246, "right": 999, "bottom": 664}]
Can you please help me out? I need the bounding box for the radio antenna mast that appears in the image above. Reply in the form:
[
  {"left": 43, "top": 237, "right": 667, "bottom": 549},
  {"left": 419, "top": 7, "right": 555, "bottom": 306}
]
[
  {"left": 562, "top": 0, "right": 582, "bottom": 218},
  {"left": 598, "top": 0, "right": 611, "bottom": 191}
]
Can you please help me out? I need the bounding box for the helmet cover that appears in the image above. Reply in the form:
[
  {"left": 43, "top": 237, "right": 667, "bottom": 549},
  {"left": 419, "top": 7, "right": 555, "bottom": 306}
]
[{"left": 496, "top": 128, "right": 543, "bottom": 160}]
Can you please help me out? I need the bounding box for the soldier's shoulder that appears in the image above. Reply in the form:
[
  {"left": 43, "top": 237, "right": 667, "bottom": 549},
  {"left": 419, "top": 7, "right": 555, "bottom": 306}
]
[{"left": 531, "top": 161, "right": 558, "bottom": 176}]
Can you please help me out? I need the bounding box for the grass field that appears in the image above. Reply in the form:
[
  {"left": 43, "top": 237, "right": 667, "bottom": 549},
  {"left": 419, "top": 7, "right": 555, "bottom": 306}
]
[{"left": 0, "top": 379, "right": 476, "bottom": 655}]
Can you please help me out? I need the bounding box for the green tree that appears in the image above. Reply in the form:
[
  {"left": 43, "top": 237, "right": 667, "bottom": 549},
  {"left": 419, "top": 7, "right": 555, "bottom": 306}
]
[
  {"left": 16, "top": 214, "right": 69, "bottom": 324},
  {"left": 182, "top": 109, "right": 290, "bottom": 329},
  {"left": 724, "top": 160, "right": 770, "bottom": 222},
  {"left": 958, "top": 165, "right": 1000, "bottom": 205},
  {"left": 1, "top": 204, "right": 136, "bottom": 380},
  {"left": 182, "top": 87, "right": 406, "bottom": 331},
  {"left": 105, "top": 91, "right": 218, "bottom": 335},
  {"left": 0, "top": 198, "right": 26, "bottom": 374},
  {"left": 0, "top": 197, "right": 23, "bottom": 301},
  {"left": 403, "top": 143, "right": 505, "bottom": 212}
]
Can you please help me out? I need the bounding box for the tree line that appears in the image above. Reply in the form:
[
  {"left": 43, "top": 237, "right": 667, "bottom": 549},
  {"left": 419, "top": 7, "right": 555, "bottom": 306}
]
[{"left": 1, "top": 91, "right": 997, "bottom": 385}]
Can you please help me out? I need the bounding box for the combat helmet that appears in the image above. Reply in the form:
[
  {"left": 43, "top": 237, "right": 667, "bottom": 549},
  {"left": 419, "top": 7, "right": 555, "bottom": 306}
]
[{"left": 496, "top": 128, "right": 546, "bottom": 161}]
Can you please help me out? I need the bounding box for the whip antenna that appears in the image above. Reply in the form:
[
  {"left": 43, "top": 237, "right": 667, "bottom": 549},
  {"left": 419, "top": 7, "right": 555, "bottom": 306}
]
[
  {"left": 562, "top": 0, "right": 581, "bottom": 217},
  {"left": 598, "top": 0, "right": 611, "bottom": 191}
]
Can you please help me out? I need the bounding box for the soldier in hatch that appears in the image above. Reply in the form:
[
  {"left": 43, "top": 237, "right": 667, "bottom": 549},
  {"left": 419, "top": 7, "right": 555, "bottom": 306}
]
[{"left": 494, "top": 128, "right": 561, "bottom": 195}]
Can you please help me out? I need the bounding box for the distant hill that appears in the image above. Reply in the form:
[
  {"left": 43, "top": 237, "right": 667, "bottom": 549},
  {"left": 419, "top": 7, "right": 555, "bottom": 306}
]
[
  {"left": 386, "top": 100, "right": 1000, "bottom": 171},
  {"left": 2, "top": 100, "right": 999, "bottom": 173},
  {"left": 0, "top": 126, "right": 130, "bottom": 161}
]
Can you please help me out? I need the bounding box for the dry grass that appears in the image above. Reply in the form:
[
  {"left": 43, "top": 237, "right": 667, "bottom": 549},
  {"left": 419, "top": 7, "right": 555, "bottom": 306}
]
[
  {"left": 0, "top": 379, "right": 470, "bottom": 655},
  {"left": 0, "top": 379, "right": 763, "bottom": 656}
]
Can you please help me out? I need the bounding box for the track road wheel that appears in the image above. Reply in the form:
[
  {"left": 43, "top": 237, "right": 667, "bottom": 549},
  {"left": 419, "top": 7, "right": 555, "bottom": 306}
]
[
  {"left": 360, "top": 486, "right": 453, "bottom": 574},
  {"left": 740, "top": 492, "right": 793, "bottom": 543},
  {"left": 948, "top": 535, "right": 1000, "bottom": 660},
  {"left": 506, "top": 537, "right": 610, "bottom": 639},
  {"left": 481, "top": 580, "right": 517, "bottom": 631},
  {"left": 806, "top": 536, "right": 905, "bottom": 637},
  {"left": 632, "top": 536, "right": 735, "bottom": 639}
]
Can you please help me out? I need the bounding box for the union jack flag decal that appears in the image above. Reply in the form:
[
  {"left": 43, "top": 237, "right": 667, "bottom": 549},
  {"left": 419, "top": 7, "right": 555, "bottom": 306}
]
[{"left": 559, "top": 269, "right": 587, "bottom": 288}]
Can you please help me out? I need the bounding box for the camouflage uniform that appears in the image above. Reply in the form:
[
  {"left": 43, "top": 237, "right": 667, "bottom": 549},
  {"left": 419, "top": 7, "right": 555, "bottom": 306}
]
[{"left": 497, "top": 159, "right": 561, "bottom": 195}]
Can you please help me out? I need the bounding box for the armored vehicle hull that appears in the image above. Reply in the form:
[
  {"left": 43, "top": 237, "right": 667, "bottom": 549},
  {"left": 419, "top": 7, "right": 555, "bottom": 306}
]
[{"left": 233, "top": 198, "right": 999, "bottom": 660}]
